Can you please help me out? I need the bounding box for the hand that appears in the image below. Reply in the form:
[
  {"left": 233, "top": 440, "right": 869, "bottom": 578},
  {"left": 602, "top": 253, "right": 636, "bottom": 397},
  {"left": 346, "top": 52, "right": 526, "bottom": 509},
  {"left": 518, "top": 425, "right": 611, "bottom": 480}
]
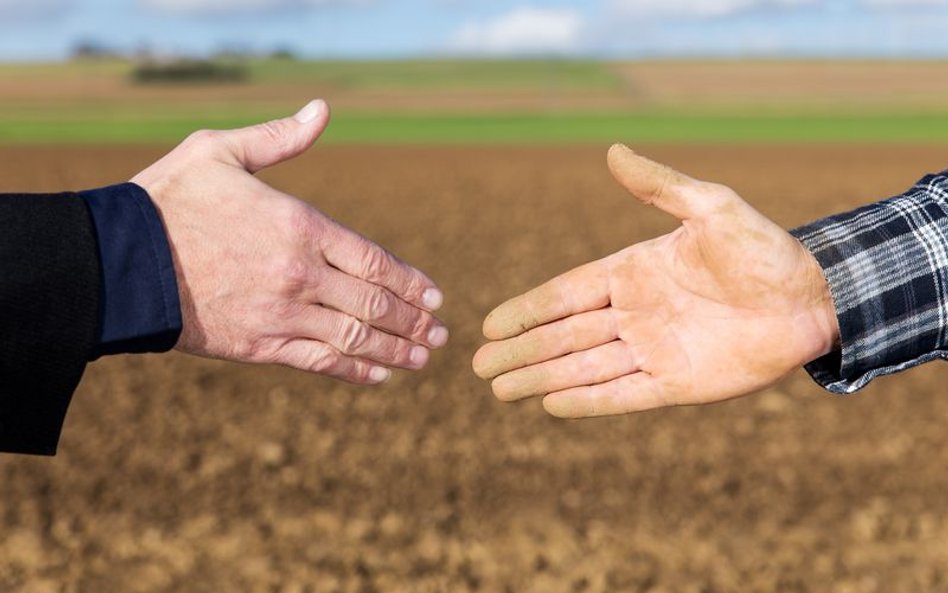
[
  {"left": 473, "top": 144, "right": 839, "bottom": 417},
  {"left": 132, "top": 100, "right": 448, "bottom": 384}
]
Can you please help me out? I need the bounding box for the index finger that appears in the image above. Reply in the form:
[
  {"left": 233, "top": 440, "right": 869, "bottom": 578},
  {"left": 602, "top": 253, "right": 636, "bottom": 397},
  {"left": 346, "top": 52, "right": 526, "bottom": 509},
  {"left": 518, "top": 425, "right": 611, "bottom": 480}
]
[
  {"left": 482, "top": 260, "right": 609, "bottom": 341},
  {"left": 322, "top": 224, "right": 443, "bottom": 312}
]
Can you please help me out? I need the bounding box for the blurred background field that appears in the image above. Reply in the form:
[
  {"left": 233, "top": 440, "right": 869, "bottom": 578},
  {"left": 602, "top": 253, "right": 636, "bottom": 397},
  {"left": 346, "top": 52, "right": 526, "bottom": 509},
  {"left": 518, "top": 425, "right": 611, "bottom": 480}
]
[{"left": 2, "top": 58, "right": 948, "bottom": 143}]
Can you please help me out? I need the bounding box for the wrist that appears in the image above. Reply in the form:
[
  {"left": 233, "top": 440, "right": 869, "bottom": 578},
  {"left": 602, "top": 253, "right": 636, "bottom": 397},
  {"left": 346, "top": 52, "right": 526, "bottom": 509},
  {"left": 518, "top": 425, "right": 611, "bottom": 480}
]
[{"left": 801, "top": 244, "right": 840, "bottom": 363}]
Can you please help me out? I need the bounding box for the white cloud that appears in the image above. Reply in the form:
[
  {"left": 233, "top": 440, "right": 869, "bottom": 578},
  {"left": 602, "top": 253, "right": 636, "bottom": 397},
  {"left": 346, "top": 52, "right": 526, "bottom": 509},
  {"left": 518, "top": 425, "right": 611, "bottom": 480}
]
[
  {"left": 608, "top": 0, "right": 817, "bottom": 19},
  {"left": 141, "top": 0, "right": 367, "bottom": 16},
  {"left": 449, "top": 7, "right": 585, "bottom": 55}
]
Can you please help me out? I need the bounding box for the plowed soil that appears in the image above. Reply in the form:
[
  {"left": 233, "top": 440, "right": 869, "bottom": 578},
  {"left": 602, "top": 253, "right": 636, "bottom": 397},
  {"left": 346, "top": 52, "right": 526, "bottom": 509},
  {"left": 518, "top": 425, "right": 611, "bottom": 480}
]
[{"left": 2, "top": 144, "right": 948, "bottom": 593}]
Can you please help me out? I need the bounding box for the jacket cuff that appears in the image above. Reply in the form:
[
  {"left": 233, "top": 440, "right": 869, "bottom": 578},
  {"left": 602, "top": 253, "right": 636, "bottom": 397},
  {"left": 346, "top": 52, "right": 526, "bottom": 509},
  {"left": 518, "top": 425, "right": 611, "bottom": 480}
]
[
  {"left": 80, "top": 183, "right": 182, "bottom": 358},
  {"left": 791, "top": 172, "right": 948, "bottom": 393}
]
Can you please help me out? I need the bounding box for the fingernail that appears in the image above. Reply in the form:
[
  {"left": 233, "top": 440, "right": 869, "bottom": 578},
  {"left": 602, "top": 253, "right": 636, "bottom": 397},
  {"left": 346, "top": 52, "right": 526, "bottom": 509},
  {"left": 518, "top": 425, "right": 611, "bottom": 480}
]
[
  {"left": 410, "top": 346, "right": 430, "bottom": 368},
  {"left": 293, "top": 99, "right": 325, "bottom": 124},
  {"left": 422, "top": 288, "right": 443, "bottom": 311},
  {"left": 369, "top": 367, "right": 391, "bottom": 384},
  {"left": 428, "top": 326, "right": 449, "bottom": 348}
]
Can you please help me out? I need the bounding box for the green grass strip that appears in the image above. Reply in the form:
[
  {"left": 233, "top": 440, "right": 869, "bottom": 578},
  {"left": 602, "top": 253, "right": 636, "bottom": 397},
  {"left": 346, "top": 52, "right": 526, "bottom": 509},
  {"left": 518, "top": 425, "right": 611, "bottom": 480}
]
[{"left": 2, "top": 112, "right": 948, "bottom": 144}]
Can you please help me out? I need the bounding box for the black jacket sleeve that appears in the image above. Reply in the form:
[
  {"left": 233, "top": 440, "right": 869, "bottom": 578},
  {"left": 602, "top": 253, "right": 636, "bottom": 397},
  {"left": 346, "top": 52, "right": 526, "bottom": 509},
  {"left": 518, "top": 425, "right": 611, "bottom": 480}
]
[{"left": 0, "top": 193, "right": 100, "bottom": 455}]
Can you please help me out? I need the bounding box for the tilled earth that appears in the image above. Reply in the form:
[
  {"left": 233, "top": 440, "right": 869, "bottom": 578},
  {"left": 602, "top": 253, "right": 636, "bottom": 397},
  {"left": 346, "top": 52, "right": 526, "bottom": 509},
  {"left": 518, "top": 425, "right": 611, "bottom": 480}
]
[{"left": 2, "top": 144, "right": 948, "bottom": 593}]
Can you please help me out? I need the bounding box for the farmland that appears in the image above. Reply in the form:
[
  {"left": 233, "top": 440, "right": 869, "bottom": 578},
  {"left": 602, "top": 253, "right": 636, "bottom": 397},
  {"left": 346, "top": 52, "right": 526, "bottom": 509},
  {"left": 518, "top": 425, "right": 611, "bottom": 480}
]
[
  {"left": 1, "top": 61, "right": 948, "bottom": 592},
  {"left": 1, "top": 59, "right": 948, "bottom": 143}
]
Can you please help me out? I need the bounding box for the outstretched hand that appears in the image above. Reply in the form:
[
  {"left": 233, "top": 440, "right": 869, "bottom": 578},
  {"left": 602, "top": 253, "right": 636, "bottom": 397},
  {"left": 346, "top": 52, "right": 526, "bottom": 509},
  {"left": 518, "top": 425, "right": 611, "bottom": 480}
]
[
  {"left": 133, "top": 100, "right": 448, "bottom": 384},
  {"left": 473, "top": 144, "right": 839, "bottom": 417}
]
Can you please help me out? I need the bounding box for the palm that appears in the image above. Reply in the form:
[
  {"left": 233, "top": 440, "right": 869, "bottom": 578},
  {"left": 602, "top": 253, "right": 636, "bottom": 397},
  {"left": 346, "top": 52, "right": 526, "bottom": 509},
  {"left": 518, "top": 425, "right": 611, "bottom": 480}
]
[
  {"left": 473, "top": 145, "right": 837, "bottom": 417},
  {"left": 610, "top": 205, "right": 829, "bottom": 405}
]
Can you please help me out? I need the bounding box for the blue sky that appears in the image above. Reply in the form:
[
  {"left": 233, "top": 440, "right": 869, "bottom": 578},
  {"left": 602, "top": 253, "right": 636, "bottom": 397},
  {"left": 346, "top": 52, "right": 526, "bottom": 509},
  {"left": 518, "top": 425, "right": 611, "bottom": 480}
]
[{"left": 1, "top": 0, "right": 948, "bottom": 60}]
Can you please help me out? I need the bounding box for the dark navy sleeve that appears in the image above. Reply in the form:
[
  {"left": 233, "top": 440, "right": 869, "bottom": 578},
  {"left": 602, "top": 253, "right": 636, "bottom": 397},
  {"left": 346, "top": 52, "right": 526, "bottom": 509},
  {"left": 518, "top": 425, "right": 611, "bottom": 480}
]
[{"left": 80, "top": 183, "right": 182, "bottom": 359}]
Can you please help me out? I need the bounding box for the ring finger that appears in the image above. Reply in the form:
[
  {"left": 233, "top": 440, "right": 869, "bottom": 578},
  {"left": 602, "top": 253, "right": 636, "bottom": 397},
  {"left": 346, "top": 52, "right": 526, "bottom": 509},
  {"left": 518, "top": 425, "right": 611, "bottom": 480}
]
[{"left": 490, "top": 340, "right": 640, "bottom": 402}]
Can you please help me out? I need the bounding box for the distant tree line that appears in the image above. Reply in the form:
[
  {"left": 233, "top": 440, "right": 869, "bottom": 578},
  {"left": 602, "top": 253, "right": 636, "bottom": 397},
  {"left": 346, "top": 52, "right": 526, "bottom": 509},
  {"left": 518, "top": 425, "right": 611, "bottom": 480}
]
[
  {"left": 70, "top": 41, "right": 299, "bottom": 84},
  {"left": 131, "top": 59, "right": 248, "bottom": 84}
]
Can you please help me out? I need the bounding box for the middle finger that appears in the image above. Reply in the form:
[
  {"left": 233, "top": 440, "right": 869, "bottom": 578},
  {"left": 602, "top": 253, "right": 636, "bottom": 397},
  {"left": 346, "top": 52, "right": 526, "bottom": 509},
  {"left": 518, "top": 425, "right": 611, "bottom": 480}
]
[
  {"left": 315, "top": 267, "right": 448, "bottom": 348},
  {"left": 296, "top": 305, "right": 430, "bottom": 370}
]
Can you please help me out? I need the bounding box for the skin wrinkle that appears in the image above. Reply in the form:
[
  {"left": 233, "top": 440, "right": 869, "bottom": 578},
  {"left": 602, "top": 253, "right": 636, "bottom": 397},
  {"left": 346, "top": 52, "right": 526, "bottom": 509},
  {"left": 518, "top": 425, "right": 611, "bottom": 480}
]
[
  {"left": 613, "top": 262, "right": 668, "bottom": 374},
  {"left": 555, "top": 276, "right": 575, "bottom": 330},
  {"left": 650, "top": 163, "right": 673, "bottom": 209},
  {"left": 519, "top": 297, "right": 537, "bottom": 335}
]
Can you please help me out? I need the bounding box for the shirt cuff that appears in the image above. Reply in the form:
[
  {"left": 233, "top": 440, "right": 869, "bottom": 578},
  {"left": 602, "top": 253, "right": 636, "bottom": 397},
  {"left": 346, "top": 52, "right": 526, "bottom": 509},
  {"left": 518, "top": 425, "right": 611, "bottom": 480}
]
[
  {"left": 80, "top": 183, "right": 182, "bottom": 359},
  {"left": 790, "top": 171, "right": 948, "bottom": 394}
]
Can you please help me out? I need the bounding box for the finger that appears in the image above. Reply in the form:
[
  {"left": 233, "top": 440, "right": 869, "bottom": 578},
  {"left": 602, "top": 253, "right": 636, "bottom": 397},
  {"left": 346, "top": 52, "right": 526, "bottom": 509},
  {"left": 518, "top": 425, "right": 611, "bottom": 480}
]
[
  {"left": 492, "top": 341, "right": 639, "bottom": 403},
  {"left": 542, "top": 373, "right": 666, "bottom": 418},
  {"left": 607, "top": 144, "right": 698, "bottom": 220},
  {"left": 473, "top": 308, "right": 616, "bottom": 379},
  {"left": 482, "top": 260, "right": 609, "bottom": 341},
  {"left": 276, "top": 339, "right": 391, "bottom": 385},
  {"left": 295, "top": 306, "right": 430, "bottom": 370},
  {"left": 322, "top": 225, "right": 443, "bottom": 313},
  {"left": 223, "top": 99, "right": 331, "bottom": 173},
  {"left": 315, "top": 267, "right": 448, "bottom": 348}
]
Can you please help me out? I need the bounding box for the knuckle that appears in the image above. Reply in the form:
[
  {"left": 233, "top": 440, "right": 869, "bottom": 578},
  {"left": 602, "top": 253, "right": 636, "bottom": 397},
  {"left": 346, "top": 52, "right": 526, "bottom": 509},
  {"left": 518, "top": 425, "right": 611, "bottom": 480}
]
[
  {"left": 310, "top": 349, "right": 342, "bottom": 374},
  {"left": 361, "top": 245, "right": 392, "bottom": 282},
  {"left": 365, "top": 288, "right": 392, "bottom": 321},
  {"left": 394, "top": 339, "right": 414, "bottom": 364},
  {"left": 184, "top": 129, "right": 220, "bottom": 150},
  {"left": 348, "top": 364, "right": 373, "bottom": 384},
  {"left": 340, "top": 320, "right": 371, "bottom": 355},
  {"left": 409, "top": 311, "right": 431, "bottom": 341},
  {"left": 259, "top": 120, "right": 300, "bottom": 163},
  {"left": 275, "top": 256, "right": 310, "bottom": 293},
  {"left": 403, "top": 272, "right": 424, "bottom": 302},
  {"left": 283, "top": 205, "right": 324, "bottom": 254},
  {"left": 238, "top": 337, "right": 273, "bottom": 363},
  {"left": 286, "top": 203, "right": 314, "bottom": 237},
  {"left": 703, "top": 181, "right": 732, "bottom": 194},
  {"left": 258, "top": 121, "right": 295, "bottom": 158},
  {"left": 699, "top": 182, "right": 740, "bottom": 212}
]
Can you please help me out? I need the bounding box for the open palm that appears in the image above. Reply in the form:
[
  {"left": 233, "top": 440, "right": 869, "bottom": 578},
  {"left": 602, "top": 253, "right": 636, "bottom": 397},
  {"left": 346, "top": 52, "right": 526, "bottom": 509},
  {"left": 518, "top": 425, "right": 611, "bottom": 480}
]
[{"left": 473, "top": 145, "right": 839, "bottom": 418}]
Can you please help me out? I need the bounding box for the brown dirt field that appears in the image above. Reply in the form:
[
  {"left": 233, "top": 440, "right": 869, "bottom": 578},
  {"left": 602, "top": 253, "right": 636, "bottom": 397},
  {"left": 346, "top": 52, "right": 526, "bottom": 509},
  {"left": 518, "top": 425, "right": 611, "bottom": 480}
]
[
  {"left": 0, "top": 79, "right": 631, "bottom": 114},
  {"left": 5, "top": 61, "right": 948, "bottom": 114},
  {"left": 1, "top": 144, "right": 948, "bottom": 593},
  {"left": 614, "top": 62, "right": 948, "bottom": 110}
]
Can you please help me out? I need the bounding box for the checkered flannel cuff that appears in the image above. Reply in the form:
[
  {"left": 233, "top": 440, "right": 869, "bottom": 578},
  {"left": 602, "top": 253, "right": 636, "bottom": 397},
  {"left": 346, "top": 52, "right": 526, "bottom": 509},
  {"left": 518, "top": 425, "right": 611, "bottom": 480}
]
[{"left": 790, "top": 171, "right": 948, "bottom": 394}]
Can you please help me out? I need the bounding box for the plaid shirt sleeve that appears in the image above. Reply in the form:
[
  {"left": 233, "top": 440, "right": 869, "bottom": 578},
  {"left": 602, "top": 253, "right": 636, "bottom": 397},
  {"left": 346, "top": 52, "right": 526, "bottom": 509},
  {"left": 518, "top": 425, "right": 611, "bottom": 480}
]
[{"left": 790, "top": 170, "right": 948, "bottom": 394}]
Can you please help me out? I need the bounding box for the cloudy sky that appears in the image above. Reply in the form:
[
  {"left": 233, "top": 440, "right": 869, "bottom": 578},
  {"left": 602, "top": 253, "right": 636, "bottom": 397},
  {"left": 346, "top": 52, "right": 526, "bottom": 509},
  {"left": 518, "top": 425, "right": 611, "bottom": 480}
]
[{"left": 1, "top": 0, "right": 948, "bottom": 60}]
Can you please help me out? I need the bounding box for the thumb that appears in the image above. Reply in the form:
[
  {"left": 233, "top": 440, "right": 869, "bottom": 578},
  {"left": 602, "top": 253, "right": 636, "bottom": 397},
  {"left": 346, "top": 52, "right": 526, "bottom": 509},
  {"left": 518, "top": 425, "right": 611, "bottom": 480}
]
[
  {"left": 225, "top": 99, "right": 330, "bottom": 173},
  {"left": 607, "top": 143, "right": 700, "bottom": 220}
]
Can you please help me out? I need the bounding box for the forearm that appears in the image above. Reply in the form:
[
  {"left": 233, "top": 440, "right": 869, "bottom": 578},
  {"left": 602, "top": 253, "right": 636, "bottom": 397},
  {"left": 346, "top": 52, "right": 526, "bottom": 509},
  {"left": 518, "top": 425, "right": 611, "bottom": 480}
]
[
  {"left": 792, "top": 170, "right": 948, "bottom": 393},
  {"left": 0, "top": 184, "right": 182, "bottom": 456},
  {"left": 0, "top": 193, "right": 100, "bottom": 455}
]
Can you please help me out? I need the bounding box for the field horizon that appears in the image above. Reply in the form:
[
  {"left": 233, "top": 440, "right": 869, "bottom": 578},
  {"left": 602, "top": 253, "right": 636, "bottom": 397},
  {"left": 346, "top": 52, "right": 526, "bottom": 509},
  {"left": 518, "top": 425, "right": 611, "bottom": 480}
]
[{"left": 1, "top": 58, "right": 947, "bottom": 144}]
